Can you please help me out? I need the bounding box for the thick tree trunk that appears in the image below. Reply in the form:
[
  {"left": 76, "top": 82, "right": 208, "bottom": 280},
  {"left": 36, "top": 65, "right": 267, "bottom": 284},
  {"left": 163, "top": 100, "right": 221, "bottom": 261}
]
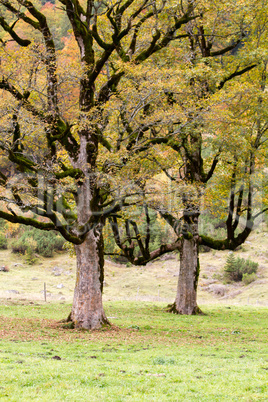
[
  {"left": 169, "top": 235, "right": 201, "bottom": 314},
  {"left": 169, "top": 197, "right": 202, "bottom": 315},
  {"left": 70, "top": 229, "right": 109, "bottom": 329}
]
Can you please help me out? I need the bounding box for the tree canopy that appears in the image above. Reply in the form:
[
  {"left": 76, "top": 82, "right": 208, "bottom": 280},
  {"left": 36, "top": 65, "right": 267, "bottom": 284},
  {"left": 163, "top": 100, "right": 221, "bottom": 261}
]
[
  {"left": 0, "top": 0, "right": 205, "bottom": 328},
  {"left": 0, "top": 0, "right": 267, "bottom": 324}
]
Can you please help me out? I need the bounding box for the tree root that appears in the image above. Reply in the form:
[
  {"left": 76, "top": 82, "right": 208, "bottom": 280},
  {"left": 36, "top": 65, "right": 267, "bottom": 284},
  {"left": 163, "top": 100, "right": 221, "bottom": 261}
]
[
  {"left": 64, "top": 311, "right": 111, "bottom": 330},
  {"left": 166, "top": 303, "right": 205, "bottom": 315}
]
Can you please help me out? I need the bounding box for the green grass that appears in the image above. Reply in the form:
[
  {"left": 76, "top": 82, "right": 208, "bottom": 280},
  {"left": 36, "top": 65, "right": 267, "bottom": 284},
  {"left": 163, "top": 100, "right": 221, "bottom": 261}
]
[{"left": 0, "top": 301, "right": 267, "bottom": 401}]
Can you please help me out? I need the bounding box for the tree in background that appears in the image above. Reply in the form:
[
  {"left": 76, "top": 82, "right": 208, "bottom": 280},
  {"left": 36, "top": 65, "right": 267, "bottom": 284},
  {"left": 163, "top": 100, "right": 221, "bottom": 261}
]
[
  {"left": 0, "top": 0, "right": 199, "bottom": 328},
  {"left": 104, "top": 0, "right": 268, "bottom": 314}
]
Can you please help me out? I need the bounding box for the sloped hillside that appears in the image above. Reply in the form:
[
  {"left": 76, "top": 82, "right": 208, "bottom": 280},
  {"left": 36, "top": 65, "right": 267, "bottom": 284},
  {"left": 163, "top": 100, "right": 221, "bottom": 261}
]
[{"left": 0, "top": 228, "right": 267, "bottom": 307}]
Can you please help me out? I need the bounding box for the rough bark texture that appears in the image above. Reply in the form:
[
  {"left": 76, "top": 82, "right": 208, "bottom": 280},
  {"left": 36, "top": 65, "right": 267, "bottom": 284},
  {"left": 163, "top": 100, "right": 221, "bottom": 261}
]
[
  {"left": 169, "top": 236, "right": 201, "bottom": 315},
  {"left": 71, "top": 230, "right": 109, "bottom": 329},
  {"left": 68, "top": 133, "right": 108, "bottom": 328},
  {"left": 167, "top": 195, "right": 203, "bottom": 315}
]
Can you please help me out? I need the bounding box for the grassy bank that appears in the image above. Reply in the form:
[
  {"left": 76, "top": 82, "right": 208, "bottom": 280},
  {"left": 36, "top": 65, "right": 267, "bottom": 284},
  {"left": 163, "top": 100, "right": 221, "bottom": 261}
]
[{"left": 0, "top": 301, "right": 267, "bottom": 401}]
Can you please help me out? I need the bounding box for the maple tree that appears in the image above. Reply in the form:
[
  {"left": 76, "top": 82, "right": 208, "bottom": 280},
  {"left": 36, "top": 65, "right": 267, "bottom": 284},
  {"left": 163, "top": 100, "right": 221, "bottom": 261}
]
[
  {"left": 104, "top": 0, "right": 268, "bottom": 314},
  {"left": 0, "top": 0, "right": 201, "bottom": 328}
]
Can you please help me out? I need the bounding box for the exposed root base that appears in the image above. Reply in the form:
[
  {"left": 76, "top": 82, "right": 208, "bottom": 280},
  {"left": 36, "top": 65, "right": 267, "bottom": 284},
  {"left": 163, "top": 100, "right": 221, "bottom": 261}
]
[
  {"left": 65, "top": 312, "right": 111, "bottom": 330},
  {"left": 166, "top": 303, "right": 204, "bottom": 315},
  {"left": 66, "top": 312, "right": 72, "bottom": 322}
]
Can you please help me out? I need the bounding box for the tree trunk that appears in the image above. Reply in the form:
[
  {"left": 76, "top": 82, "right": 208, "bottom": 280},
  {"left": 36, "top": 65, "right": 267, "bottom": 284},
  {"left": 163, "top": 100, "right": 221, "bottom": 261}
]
[
  {"left": 169, "top": 199, "right": 202, "bottom": 315},
  {"left": 169, "top": 235, "right": 201, "bottom": 314},
  {"left": 70, "top": 229, "right": 109, "bottom": 329}
]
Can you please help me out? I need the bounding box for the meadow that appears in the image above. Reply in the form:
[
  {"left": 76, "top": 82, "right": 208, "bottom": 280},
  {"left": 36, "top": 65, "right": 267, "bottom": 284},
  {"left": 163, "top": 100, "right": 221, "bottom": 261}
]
[
  {"left": 0, "top": 301, "right": 267, "bottom": 401},
  {"left": 0, "top": 226, "right": 268, "bottom": 400}
]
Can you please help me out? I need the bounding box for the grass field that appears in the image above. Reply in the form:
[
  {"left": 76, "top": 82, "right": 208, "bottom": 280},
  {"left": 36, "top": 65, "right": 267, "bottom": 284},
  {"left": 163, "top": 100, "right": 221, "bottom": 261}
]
[
  {"left": 0, "top": 226, "right": 267, "bottom": 400},
  {"left": 0, "top": 301, "right": 267, "bottom": 401}
]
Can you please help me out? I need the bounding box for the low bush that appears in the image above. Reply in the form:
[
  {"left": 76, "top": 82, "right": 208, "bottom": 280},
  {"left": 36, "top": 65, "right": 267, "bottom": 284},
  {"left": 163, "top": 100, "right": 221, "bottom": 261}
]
[
  {"left": 0, "top": 233, "right": 8, "bottom": 249},
  {"left": 242, "top": 272, "right": 258, "bottom": 285},
  {"left": 10, "top": 238, "right": 27, "bottom": 254},
  {"left": 10, "top": 228, "right": 65, "bottom": 258},
  {"left": 0, "top": 218, "right": 6, "bottom": 230},
  {"left": 224, "top": 253, "right": 258, "bottom": 282},
  {"left": 25, "top": 238, "right": 38, "bottom": 265}
]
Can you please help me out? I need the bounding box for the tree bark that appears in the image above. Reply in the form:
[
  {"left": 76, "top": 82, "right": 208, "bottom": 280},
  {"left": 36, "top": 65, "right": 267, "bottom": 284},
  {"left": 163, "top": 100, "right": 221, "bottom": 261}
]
[
  {"left": 168, "top": 198, "right": 202, "bottom": 315},
  {"left": 70, "top": 229, "right": 109, "bottom": 329},
  {"left": 169, "top": 235, "right": 201, "bottom": 314}
]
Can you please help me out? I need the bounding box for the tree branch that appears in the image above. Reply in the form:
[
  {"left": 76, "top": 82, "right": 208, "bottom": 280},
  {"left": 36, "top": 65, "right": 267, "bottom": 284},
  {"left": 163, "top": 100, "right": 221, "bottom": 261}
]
[
  {"left": 218, "top": 64, "right": 257, "bottom": 90},
  {"left": 0, "top": 16, "right": 31, "bottom": 46},
  {"left": 204, "top": 149, "right": 221, "bottom": 183},
  {"left": 0, "top": 79, "right": 44, "bottom": 119},
  {"left": 211, "top": 39, "right": 241, "bottom": 56}
]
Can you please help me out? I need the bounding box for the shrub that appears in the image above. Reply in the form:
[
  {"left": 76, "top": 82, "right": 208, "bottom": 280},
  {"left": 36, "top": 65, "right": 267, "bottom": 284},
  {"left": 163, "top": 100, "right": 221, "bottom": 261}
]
[
  {"left": 10, "top": 238, "right": 28, "bottom": 254},
  {"left": 242, "top": 273, "right": 258, "bottom": 285},
  {"left": 25, "top": 247, "right": 38, "bottom": 264},
  {"left": 25, "top": 238, "right": 38, "bottom": 265},
  {"left": 0, "top": 233, "right": 8, "bottom": 249},
  {"left": 10, "top": 227, "right": 65, "bottom": 257},
  {"left": 53, "top": 235, "right": 66, "bottom": 251},
  {"left": 224, "top": 253, "right": 258, "bottom": 282},
  {"left": 0, "top": 218, "right": 6, "bottom": 230}
]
